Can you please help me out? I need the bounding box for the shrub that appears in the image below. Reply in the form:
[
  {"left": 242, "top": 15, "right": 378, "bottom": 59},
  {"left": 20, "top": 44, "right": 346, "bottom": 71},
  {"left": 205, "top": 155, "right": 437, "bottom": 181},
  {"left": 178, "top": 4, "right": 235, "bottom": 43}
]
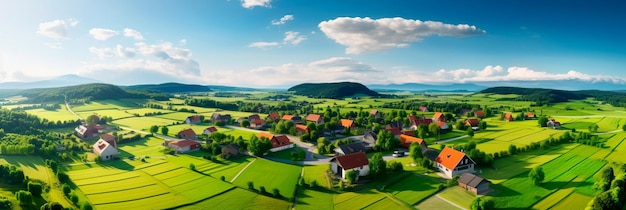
[
  {"left": 0, "top": 197, "right": 10, "bottom": 209},
  {"left": 40, "top": 202, "right": 63, "bottom": 210},
  {"left": 220, "top": 176, "right": 225, "bottom": 182},
  {"left": 189, "top": 163, "right": 196, "bottom": 171},
  {"left": 272, "top": 188, "right": 281, "bottom": 198},
  {"left": 81, "top": 202, "right": 93, "bottom": 210},
  {"left": 62, "top": 184, "right": 71, "bottom": 195},
  {"left": 27, "top": 182, "right": 43, "bottom": 197},
  {"left": 15, "top": 190, "right": 32, "bottom": 206},
  {"left": 247, "top": 181, "right": 254, "bottom": 190},
  {"left": 70, "top": 193, "right": 79, "bottom": 204},
  {"left": 259, "top": 186, "right": 267, "bottom": 195}
]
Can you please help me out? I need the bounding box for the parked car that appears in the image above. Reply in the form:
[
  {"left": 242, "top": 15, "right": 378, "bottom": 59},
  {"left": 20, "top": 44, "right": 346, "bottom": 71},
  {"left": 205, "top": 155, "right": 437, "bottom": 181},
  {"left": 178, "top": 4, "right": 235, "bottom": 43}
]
[{"left": 392, "top": 150, "right": 405, "bottom": 157}]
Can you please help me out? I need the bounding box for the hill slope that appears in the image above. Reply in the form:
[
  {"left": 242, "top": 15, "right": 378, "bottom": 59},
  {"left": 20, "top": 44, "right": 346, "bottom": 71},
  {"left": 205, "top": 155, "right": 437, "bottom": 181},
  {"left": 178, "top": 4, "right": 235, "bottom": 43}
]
[
  {"left": 124, "top": 82, "right": 211, "bottom": 93},
  {"left": 480, "top": 86, "right": 626, "bottom": 107},
  {"left": 19, "top": 83, "right": 151, "bottom": 103},
  {"left": 288, "top": 82, "right": 380, "bottom": 99},
  {"left": 0, "top": 74, "right": 101, "bottom": 90}
]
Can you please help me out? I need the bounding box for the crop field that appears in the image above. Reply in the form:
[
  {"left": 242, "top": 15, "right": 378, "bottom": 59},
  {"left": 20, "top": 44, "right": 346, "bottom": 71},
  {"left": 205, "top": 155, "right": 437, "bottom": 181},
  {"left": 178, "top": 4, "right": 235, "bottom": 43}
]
[
  {"left": 171, "top": 105, "right": 218, "bottom": 114},
  {"left": 124, "top": 108, "right": 173, "bottom": 115},
  {"left": 302, "top": 165, "right": 330, "bottom": 188},
  {"left": 296, "top": 189, "right": 334, "bottom": 210},
  {"left": 361, "top": 197, "right": 405, "bottom": 210},
  {"left": 333, "top": 190, "right": 386, "bottom": 210},
  {"left": 415, "top": 195, "right": 462, "bottom": 210},
  {"left": 116, "top": 137, "right": 169, "bottom": 157},
  {"left": 194, "top": 157, "right": 254, "bottom": 182},
  {"left": 155, "top": 112, "right": 205, "bottom": 121},
  {"left": 71, "top": 101, "right": 134, "bottom": 112},
  {"left": 386, "top": 174, "right": 441, "bottom": 205},
  {"left": 232, "top": 158, "right": 301, "bottom": 199},
  {"left": 438, "top": 187, "right": 476, "bottom": 208},
  {"left": 112, "top": 116, "right": 178, "bottom": 130},
  {"left": 548, "top": 192, "right": 593, "bottom": 210},
  {"left": 180, "top": 188, "right": 292, "bottom": 210},
  {"left": 25, "top": 107, "right": 78, "bottom": 122},
  {"left": 76, "top": 109, "right": 134, "bottom": 120},
  {"left": 0, "top": 155, "right": 50, "bottom": 181}
]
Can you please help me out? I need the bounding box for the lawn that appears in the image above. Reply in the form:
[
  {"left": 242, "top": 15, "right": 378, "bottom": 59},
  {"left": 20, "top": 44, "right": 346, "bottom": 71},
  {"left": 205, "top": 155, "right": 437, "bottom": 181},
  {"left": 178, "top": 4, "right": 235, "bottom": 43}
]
[
  {"left": 180, "top": 188, "right": 292, "bottom": 210},
  {"left": 333, "top": 189, "right": 386, "bottom": 210},
  {"left": 438, "top": 187, "right": 476, "bottom": 209},
  {"left": 76, "top": 109, "right": 134, "bottom": 120},
  {"left": 296, "top": 188, "right": 335, "bottom": 210},
  {"left": 549, "top": 192, "right": 593, "bottom": 210},
  {"left": 385, "top": 174, "right": 442, "bottom": 205},
  {"left": 361, "top": 197, "right": 405, "bottom": 209},
  {"left": 112, "top": 116, "right": 178, "bottom": 130},
  {"left": 415, "top": 195, "right": 462, "bottom": 210},
  {"left": 155, "top": 112, "right": 205, "bottom": 121},
  {"left": 303, "top": 164, "right": 331, "bottom": 188},
  {"left": 124, "top": 108, "right": 174, "bottom": 116},
  {"left": 25, "top": 107, "right": 78, "bottom": 122},
  {"left": 193, "top": 156, "right": 254, "bottom": 182},
  {"left": 71, "top": 100, "right": 136, "bottom": 112},
  {"left": 232, "top": 158, "right": 301, "bottom": 199}
]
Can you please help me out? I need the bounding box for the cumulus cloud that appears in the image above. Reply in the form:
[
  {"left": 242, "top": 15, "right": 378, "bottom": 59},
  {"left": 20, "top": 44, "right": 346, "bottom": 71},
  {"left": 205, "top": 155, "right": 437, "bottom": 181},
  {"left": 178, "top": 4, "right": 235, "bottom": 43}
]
[
  {"left": 248, "top": 42, "right": 280, "bottom": 48},
  {"left": 89, "top": 28, "right": 119, "bottom": 40},
  {"left": 318, "top": 17, "right": 486, "bottom": 54},
  {"left": 283, "top": 31, "right": 306, "bottom": 45},
  {"left": 123, "top": 28, "right": 144, "bottom": 40},
  {"left": 271, "top": 15, "right": 294, "bottom": 25},
  {"left": 241, "top": 0, "right": 271, "bottom": 8},
  {"left": 37, "top": 19, "right": 77, "bottom": 39}
]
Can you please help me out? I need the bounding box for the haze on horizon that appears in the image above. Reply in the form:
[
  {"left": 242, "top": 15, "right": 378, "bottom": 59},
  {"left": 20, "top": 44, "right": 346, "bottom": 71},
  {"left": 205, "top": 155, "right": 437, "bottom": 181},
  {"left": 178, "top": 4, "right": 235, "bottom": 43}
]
[{"left": 0, "top": 0, "right": 624, "bottom": 87}]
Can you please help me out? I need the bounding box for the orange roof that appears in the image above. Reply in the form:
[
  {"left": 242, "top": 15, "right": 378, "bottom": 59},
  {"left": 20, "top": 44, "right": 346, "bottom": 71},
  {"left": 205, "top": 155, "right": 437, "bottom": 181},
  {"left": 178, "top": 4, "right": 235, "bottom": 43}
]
[
  {"left": 272, "top": 135, "right": 291, "bottom": 148},
  {"left": 435, "top": 121, "right": 447, "bottom": 128},
  {"left": 340, "top": 119, "right": 355, "bottom": 128},
  {"left": 268, "top": 112, "right": 280, "bottom": 120},
  {"left": 306, "top": 114, "right": 322, "bottom": 122},
  {"left": 433, "top": 112, "right": 444, "bottom": 119},
  {"left": 178, "top": 128, "right": 197, "bottom": 137},
  {"left": 399, "top": 134, "right": 424, "bottom": 146},
  {"left": 370, "top": 110, "right": 379, "bottom": 115},
  {"left": 335, "top": 152, "right": 369, "bottom": 170},
  {"left": 257, "top": 132, "right": 274, "bottom": 140},
  {"left": 170, "top": 139, "right": 200, "bottom": 147},
  {"left": 526, "top": 112, "right": 535, "bottom": 117},
  {"left": 505, "top": 113, "right": 513, "bottom": 120},
  {"left": 295, "top": 124, "right": 309, "bottom": 132},
  {"left": 475, "top": 111, "right": 485, "bottom": 117},
  {"left": 435, "top": 147, "right": 468, "bottom": 170},
  {"left": 282, "top": 115, "right": 294, "bottom": 120}
]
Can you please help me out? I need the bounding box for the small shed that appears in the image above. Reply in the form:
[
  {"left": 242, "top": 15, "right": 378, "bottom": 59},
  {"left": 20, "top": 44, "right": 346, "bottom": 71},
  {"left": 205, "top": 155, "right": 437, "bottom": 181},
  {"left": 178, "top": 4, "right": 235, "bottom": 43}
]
[{"left": 458, "top": 173, "right": 491, "bottom": 195}]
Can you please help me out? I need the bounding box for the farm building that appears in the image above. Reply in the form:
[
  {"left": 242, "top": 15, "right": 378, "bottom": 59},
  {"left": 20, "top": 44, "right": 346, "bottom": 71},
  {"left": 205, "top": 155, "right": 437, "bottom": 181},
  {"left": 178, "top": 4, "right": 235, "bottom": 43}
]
[
  {"left": 408, "top": 115, "right": 433, "bottom": 130},
  {"left": 305, "top": 114, "right": 324, "bottom": 124},
  {"left": 399, "top": 134, "right": 428, "bottom": 151},
  {"left": 433, "top": 112, "right": 446, "bottom": 122},
  {"left": 435, "top": 147, "right": 476, "bottom": 178},
  {"left": 474, "top": 111, "right": 485, "bottom": 118},
  {"left": 335, "top": 142, "right": 367, "bottom": 155},
  {"left": 75, "top": 125, "right": 100, "bottom": 138},
  {"left": 93, "top": 137, "right": 118, "bottom": 161},
  {"left": 211, "top": 113, "right": 231, "bottom": 123},
  {"left": 184, "top": 115, "right": 201, "bottom": 124},
  {"left": 203, "top": 126, "right": 218, "bottom": 135},
  {"left": 465, "top": 118, "right": 480, "bottom": 130},
  {"left": 295, "top": 124, "right": 309, "bottom": 135},
  {"left": 267, "top": 112, "right": 280, "bottom": 121},
  {"left": 167, "top": 139, "right": 201, "bottom": 153},
  {"left": 435, "top": 121, "right": 449, "bottom": 130},
  {"left": 257, "top": 132, "right": 294, "bottom": 152},
  {"left": 458, "top": 173, "right": 491, "bottom": 195},
  {"left": 419, "top": 106, "right": 429, "bottom": 112},
  {"left": 250, "top": 119, "right": 266, "bottom": 129},
  {"left": 385, "top": 127, "right": 402, "bottom": 139},
  {"left": 525, "top": 112, "right": 535, "bottom": 119},
  {"left": 281, "top": 115, "right": 303, "bottom": 124},
  {"left": 370, "top": 109, "right": 382, "bottom": 117},
  {"left": 504, "top": 113, "right": 514, "bottom": 122},
  {"left": 221, "top": 144, "right": 240, "bottom": 159},
  {"left": 177, "top": 128, "right": 198, "bottom": 140},
  {"left": 248, "top": 114, "right": 261, "bottom": 122},
  {"left": 340, "top": 119, "right": 356, "bottom": 130},
  {"left": 547, "top": 119, "right": 561, "bottom": 129},
  {"left": 330, "top": 152, "right": 370, "bottom": 180}
]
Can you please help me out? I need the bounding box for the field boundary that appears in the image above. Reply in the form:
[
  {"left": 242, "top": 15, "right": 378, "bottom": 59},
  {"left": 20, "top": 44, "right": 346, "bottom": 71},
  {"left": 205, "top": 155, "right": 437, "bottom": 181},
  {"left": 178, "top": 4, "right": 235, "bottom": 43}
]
[{"left": 230, "top": 158, "right": 256, "bottom": 183}]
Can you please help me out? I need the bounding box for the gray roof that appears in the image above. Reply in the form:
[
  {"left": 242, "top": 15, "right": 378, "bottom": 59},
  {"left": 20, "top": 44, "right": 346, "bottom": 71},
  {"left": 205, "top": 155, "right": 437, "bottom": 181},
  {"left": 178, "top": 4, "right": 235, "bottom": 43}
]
[
  {"left": 458, "top": 173, "right": 490, "bottom": 188},
  {"left": 338, "top": 142, "right": 367, "bottom": 155}
]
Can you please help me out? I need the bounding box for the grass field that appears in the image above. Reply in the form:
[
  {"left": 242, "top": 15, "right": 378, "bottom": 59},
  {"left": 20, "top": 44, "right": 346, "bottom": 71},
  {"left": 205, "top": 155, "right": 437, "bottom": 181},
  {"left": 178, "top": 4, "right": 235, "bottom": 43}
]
[
  {"left": 76, "top": 109, "right": 134, "bottom": 120},
  {"left": 112, "top": 116, "right": 178, "bottom": 131},
  {"left": 386, "top": 174, "right": 442, "bottom": 205},
  {"left": 303, "top": 165, "right": 331, "bottom": 188},
  {"left": 180, "top": 188, "right": 292, "bottom": 210},
  {"left": 25, "top": 107, "right": 78, "bottom": 122},
  {"left": 438, "top": 187, "right": 476, "bottom": 208},
  {"left": 296, "top": 188, "right": 335, "bottom": 210},
  {"left": 232, "top": 158, "right": 301, "bottom": 199},
  {"left": 124, "top": 108, "right": 174, "bottom": 116},
  {"left": 333, "top": 189, "right": 386, "bottom": 210},
  {"left": 415, "top": 195, "right": 462, "bottom": 210},
  {"left": 155, "top": 112, "right": 205, "bottom": 121}
]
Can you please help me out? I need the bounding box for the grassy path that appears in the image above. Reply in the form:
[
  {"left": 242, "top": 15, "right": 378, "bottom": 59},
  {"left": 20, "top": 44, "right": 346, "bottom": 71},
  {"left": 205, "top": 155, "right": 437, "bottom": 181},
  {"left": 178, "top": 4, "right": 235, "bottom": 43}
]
[
  {"left": 436, "top": 194, "right": 467, "bottom": 210},
  {"left": 230, "top": 158, "right": 256, "bottom": 183}
]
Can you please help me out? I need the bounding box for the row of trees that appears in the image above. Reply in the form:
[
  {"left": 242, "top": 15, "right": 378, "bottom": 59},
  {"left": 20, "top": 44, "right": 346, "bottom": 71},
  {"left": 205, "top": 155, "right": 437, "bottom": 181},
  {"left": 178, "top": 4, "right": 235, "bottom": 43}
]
[{"left": 588, "top": 163, "right": 626, "bottom": 209}]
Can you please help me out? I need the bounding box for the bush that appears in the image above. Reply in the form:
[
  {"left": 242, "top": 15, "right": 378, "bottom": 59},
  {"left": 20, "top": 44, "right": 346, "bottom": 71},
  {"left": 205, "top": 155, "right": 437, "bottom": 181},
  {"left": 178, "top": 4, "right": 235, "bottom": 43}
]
[
  {"left": 220, "top": 176, "right": 225, "bottom": 182},
  {"left": 259, "top": 186, "right": 267, "bottom": 195},
  {"left": 189, "top": 163, "right": 196, "bottom": 171},
  {"left": 447, "top": 176, "right": 459, "bottom": 187},
  {"left": 40, "top": 202, "right": 63, "bottom": 210},
  {"left": 70, "top": 193, "right": 79, "bottom": 204},
  {"left": 310, "top": 180, "right": 319, "bottom": 189},
  {"left": 15, "top": 190, "right": 32, "bottom": 206},
  {"left": 62, "top": 184, "right": 71, "bottom": 195},
  {"left": 81, "top": 202, "right": 93, "bottom": 210},
  {"left": 27, "top": 182, "right": 43, "bottom": 197},
  {"left": 247, "top": 181, "right": 254, "bottom": 190},
  {"left": 272, "top": 188, "right": 281, "bottom": 198},
  {"left": 0, "top": 197, "right": 10, "bottom": 209}
]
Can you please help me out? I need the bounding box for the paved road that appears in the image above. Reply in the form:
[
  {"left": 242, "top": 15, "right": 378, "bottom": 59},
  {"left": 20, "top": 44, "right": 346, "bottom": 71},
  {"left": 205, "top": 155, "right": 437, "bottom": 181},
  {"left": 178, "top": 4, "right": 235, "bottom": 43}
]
[{"left": 65, "top": 99, "right": 82, "bottom": 120}]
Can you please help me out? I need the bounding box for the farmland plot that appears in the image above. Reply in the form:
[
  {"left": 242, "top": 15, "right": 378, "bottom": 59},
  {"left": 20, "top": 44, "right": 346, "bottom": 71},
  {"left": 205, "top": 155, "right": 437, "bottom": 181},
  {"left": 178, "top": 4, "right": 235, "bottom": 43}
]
[
  {"left": 386, "top": 174, "right": 441, "bottom": 205},
  {"left": 232, "top": 158, "right": 301, "bottom": 199},
  {"left": 334, "top": 190, "right": 386, "bottom": 210},
  {"left": 180, "top": 188, "right": 292, "bottom": 210},
  {"left": 25, "top": 107, "right": 78, "bottom": 122},
  {"left": 112, "top": 116, "right": 177, "bottom": 130}
]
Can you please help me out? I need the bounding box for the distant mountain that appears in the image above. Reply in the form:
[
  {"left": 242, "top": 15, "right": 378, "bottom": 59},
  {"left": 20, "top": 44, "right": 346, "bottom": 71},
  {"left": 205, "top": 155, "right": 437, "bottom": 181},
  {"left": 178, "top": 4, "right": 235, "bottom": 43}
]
[
  {"left": 0, "top": 74, "right": 101, "bottom": 90},
  {"left": 19, "top": 83, "right": 152, "bottom": 103},
  {"left": 124, "top": 83, "right": 212, "bottom": 93},
  {"left": 367, "top": 83, "right": 487, "bottom": 92},
  {"left": 288, "top": 82, "right": 380, "bottom": 99},
  {"left": 480, "top": 86, "right": 626, "bottom": 107},
  {"left": 473, "top": 80, "right": 626, "bottom": 91},
  {"left": 206, "top": 85, "right": 256, "bottom": 92}
]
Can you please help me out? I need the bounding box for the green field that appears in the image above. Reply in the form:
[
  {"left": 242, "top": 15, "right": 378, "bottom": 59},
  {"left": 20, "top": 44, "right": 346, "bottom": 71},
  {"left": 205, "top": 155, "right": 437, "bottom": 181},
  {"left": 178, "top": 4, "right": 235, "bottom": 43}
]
[
  {"left": 438, "top": 187, "right": 476, "bottom": 208},
  {"left": 386, "top": 174, "right": 442, "bottom": 205},
  {"left": 76, "top": 109, "right": 134, "bottom": 120},
  {"left": 333, "top": 189, "right": 386, "bottom": 210},
  {"left": 112, "top": 116, "right": 178, "bottom": 130},
  {"left": 232, "top": 158, "right": 301, "bottom": 199},
  {"left": 180, "top": 188, "right": 292, "bottom": 210},
  {"left": 296, "top": 188, "right": 335, "bottom": 210},
  {"left": 303, "top": 164, "right": 331, "bottom": 188},
  {"left": 25, "top": 107, "right": 78, "bottom": 122}
]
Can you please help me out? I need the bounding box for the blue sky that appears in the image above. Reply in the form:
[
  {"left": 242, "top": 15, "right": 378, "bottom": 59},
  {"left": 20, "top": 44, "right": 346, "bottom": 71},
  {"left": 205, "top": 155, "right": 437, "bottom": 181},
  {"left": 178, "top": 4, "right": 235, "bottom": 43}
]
[{"left": 0, "top": 0, "right": 624, "bottom": 87}]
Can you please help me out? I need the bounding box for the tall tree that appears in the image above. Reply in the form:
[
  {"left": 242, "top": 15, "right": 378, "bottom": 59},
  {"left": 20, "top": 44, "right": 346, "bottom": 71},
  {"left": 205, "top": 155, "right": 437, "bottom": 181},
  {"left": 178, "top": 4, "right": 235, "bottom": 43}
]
[
  {"left": 528, "top": 166, "right": 545, "bottom": 185},
  {"left": 369, "top": 153, "right": 387, "bottom": 179},
  {"left": 149, "top": 125, "right": 159, "bottom": 134},
  {"left": 161, "top": 126, "right": 169, "bottom": 135},
  {"left": 409, "top": 142, "right": 423, "bottom": 163}
]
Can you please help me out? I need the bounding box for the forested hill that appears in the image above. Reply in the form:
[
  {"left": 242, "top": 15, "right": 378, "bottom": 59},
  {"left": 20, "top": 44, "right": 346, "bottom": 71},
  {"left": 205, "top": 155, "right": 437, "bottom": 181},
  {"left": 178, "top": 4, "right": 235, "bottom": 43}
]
[
  {"left": 288, "top": 82, "right": 380, "bottom": 99},
  {"left": 124, "top": 83, "right": 211, "bottom": 93},
  {"left": 480, "top": 86, "right": 626, "bottom": 106},
  {"left": 19, "top": 83, "right": 160, "bottom": 103}
]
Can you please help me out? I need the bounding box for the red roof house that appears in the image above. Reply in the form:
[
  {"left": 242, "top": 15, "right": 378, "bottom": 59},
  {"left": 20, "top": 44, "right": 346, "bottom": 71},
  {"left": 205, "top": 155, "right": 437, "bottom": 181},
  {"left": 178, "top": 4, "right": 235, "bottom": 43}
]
[
  {"left": 433, "top": 112, "right": 446, "bottom": 122},
  {"left": 525, "top": 112, "right": 535, "bottom": 119},
  {"left": 250, "top": 119, "right": 266, "bottom": 129},
  {"left": 330, "top": 152, "right": 370, "bottom": 179},
  {"left": 504, "top": 113, "right": 514, "bottom": 122},
  {"left": 267, "top": 112, "right": 280, "bottom": 121},
  {"left": 100, "top": 134, "right": 117, "bottom": 149},
  {"left": 340, "top": 119, "right": 356, "bottom": 129},
  {"left": 306, "top": 114, "right": 324, "bottom": 124},
  {"left": 386, "top": 127, "right": 402, "bottom": 138},
  {"left": 75, "top": 125, "right": 100, "bottom": 138},
  {"left": 257, "top": 132, "right": 294, "bottom": 152},
  {"left": 185, "top": 115, "right": 201, "bottom": 124},
  {"left": 435, "top": 147, "right": 476, "bottom": 178},
  {"left": 203, "top": 126, "right": 218, "bottom": 135},
  {"left": 419, "top": 106, "right": 429, "bottom": 112},
  {"left": 465, "top": 118, "right": 480, "bottom": 130},
  {"left": 295, "top": 124, "right": 309, "bottom": 135},
  {"left": 399, "top": 134, "right": 428, "bottom": 151},
  {"left": 475, "top": 111, "right": 485, "bottom": 118},
  {"left": 177, "top": 128, "right": 198, "bottom": 140},
  {"left": 408, "top": 115, "right": 433, "bottom": 129},
  {"left": 167, "top": 139, "right": 200, "bottom": 153}
]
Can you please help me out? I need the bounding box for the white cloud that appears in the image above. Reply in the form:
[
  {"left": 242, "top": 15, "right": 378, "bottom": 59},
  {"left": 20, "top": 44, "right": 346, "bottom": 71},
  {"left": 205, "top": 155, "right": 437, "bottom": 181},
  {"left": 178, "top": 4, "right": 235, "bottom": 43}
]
[
  {"left": 179, "top": 39, "right": 187, "bottom": 46},
  {"left": 89, "top": 28, "right": 119, "bottom": 41},
  {"left": 123, "top": 28, "right": 144, "bottom": 40},
  {"left": 241, "top": 0, "right": 271, "bottom": 8},
  {"left": 248, "top": 42, "right": 280, "bottom": 48},
  {"left": 89, "top": 47, "right": 116, "bottom": 59},
  {"left": 37, "top": 19, "right": 77, "bottom": 39},
  {"left": 271, "top": 15, "right": 294, "bottom": 25},
  {"left": 283, "top": 31, "right": 306, "bottom": 45},
  {"left": 318, "top": 17, "right": 486, "bottom": 54}
]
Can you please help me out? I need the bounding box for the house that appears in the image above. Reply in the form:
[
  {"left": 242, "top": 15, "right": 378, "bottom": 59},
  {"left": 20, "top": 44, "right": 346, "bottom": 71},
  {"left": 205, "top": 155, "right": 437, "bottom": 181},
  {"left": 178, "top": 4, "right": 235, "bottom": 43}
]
[
  {"left": 306, "top": 114, "right": 324, "bottom": 125},
  {"left": 184, "top": 115, "right": 201, "bottom": 124},
  {"left": 99, "top": 134, "right": 117, "bottom": 149},
  {"left": 177, "top": 128, "right": 198, "bottom": 140},
  {"left": 93, "top": 138, "right": 118, "bottom": 161},
  {"left": 340, "top": 119, "right": 356, "bottom": 130},
  {"left": 419, "top": 106, "right": 429, "bottom": 112},
  {"left": 295, "top": 124, "right": 309, "bottom": 135},
  {"left": 167, "top": 139, "right": 201, "bottom": 153},
  {"left": 460, "top": 109, "right": 472, "bottom": 116},
  {"left": 435, "top": 121, "right": 449, "bottom": 130},
  {"left": 363, "top": 130, "right": 377, "bottom": 146},
  {"left": 248, "top": 114, "right": 261, "bottom": 122},
  {"left": 525, "top": 112, "right": 535, "bottom": 119},
  {"left": 399, "top": 134, "right": 428, "bottom": 151},
  {"left": 75, "top": 125, "right": 99, "bottom": 138},
  {"left": 385, "top": 127, "right": 402, "bottom": 139},
  {"left": 475, "top": 111, "right": 485, "bottom": 118},
  {"left": 236, "top": 117, "right": 246, "bottom": 124},
  {"left": 335, "top": 142, "right": 367, "bottom": 155},
  {"left": 435, "top": 147, "right": 477, "bottom": 178},
  {"left": 465, "top": 118, "right": 480, "bottom": 130},
  {"left": 458, "top": 173, "right": 491, "bottom": 195},
  {"left": 504, "top": 113, "right": 514, "bottom": 122},
  {"left": 203, "top": 126, "right": 218, "bottom": 135},
  {"left": 370, "top": 110, "right": 382, "bottom": 117},
  {"left": 267, "top": 112, "right": 280, "bottom": 121},
  {"left": 211, "top": 113, "right": 231, "bottom": 123},
  {"left": 408, "top": 115, "right": 433, "bottom": 130},
  {"left": 257, "top": 133, "right": 294, "bottom": 152},
  {"left": 282, "top": 115, "right": 303, "bottom": 124},
  {"left": 433, "top": 112, "right": 446, "bottom": 122},
  {"left": 221, "top": 144, "right": 240, "bottom": 159},
  {"left": 547, "top": 119, "right": 561, "bottom": 129},
  {"left": 250, "top": 119, "right": 266, "bottom": 129},
  {"left": 330, "top": 152, "right": 370, "bottom": 180}
]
